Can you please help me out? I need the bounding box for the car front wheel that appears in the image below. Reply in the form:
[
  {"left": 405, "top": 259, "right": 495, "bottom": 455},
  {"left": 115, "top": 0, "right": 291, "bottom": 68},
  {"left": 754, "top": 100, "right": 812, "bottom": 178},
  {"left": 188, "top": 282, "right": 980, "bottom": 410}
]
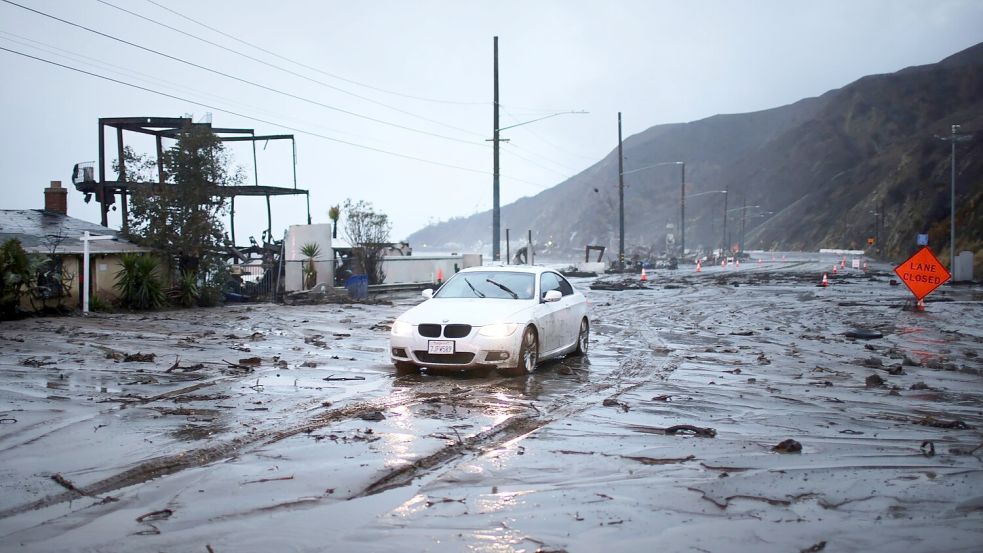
[
  {"left": 515, "top": 326, "right": 539, "bottom": 374},
  {"left": 574, "top": 318, "right": 589, "bottom": 355}
]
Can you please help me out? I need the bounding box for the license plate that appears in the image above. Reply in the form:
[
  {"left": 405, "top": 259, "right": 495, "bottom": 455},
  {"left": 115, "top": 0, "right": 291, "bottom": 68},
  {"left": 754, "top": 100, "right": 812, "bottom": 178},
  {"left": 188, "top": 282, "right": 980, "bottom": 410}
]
[{"left": 428, "top": 340, "right": 455, "bottom": 354}]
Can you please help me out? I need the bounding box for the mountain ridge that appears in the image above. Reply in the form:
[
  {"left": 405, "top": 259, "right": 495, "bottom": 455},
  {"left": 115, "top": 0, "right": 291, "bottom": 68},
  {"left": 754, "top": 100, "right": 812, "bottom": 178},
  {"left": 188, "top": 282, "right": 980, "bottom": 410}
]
[{"left": 409, "top": 42, "right": 982, "bottom": 270}]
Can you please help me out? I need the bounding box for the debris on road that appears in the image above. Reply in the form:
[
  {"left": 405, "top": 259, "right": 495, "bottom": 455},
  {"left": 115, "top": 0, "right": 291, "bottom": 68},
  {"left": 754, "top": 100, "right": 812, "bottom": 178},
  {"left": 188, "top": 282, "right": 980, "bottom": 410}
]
[{"left": 772, "top": 439, "right": 803, "bottom": 453}]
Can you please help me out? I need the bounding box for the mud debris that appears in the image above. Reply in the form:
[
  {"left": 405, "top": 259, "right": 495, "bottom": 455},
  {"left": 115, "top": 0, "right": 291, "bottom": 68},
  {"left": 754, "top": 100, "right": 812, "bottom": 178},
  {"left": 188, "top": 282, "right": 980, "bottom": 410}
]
[
  {"left": 915, "top": 416, "right": 970, "bottom": 430},
  {"left": 665, "top": 425, "right": 716, "bottom": 438},
  {"left": 865, "top": 374, "right": 885, "bottom": 387},
  {"left": 773, "top": 439, "right": 803, "bottom": 453}
]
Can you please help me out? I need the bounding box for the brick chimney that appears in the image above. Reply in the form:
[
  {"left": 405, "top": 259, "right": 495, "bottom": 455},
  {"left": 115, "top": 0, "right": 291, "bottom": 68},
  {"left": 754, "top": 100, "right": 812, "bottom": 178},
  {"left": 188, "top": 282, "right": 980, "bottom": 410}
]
[{"left": 44, "top": 180, "right": 67, "bottom": 215}]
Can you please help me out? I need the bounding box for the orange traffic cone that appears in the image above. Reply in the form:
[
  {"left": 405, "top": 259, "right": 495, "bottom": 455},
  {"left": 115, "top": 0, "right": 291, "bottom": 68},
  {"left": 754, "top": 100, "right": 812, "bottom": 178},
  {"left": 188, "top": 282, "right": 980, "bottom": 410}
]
[
  {"left": 640, "top": 268, "right": 648, "bottom": 281},
  {"left": 916, "top": 299, "right": 926, "bottom": 311},
  {"left": 841, "top": 258, "right": 846, "bottom": 268},
  {"left": 819, "top": 273, "right": 829, "bottom": 287},
  {"left": 832, "top": 265, "right": 838, "bottom": 275},
  {"left": 696, "top": 260, "right": 702, "bottom": 273},
  {"left": 735, "top": 259, "right": 740, "bottom": 268},
  {"left": 436, "top": 268, "right": 443, "bottom": 284}
]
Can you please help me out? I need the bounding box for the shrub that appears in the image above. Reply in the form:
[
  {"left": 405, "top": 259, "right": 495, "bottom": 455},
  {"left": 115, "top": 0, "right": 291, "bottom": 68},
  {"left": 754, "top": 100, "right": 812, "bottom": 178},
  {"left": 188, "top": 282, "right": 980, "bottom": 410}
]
[
  {"left": 0, "top": 239, "right": 40, "bottom": 319},
  {"left": 88, "top": 294, "right": 113, "bottom": 313},
  {"left": 169, "top": 271, "right": 200, "bottom": 308},
  {"left": 114, "top": 254, "right": 166, "bottom": 310},
  {"left": 198, "top": 263, "right": 229, "bottom": 307}
]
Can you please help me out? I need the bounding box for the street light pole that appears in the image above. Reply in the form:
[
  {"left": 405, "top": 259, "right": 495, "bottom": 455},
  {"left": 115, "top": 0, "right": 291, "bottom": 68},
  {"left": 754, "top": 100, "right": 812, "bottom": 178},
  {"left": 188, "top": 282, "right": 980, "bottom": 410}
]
[
  {"left": 950, "top": 124, "right": 957, "bottom": 272},
  {"left": 617, "top": 159, "right": 685, "bottom": 264},
  {"left": 936, "top": 123, "right": 970, "bottom": 272},
  {"left": 721, "top": 187, "right": 729, "bottom": 254},
  {"left": 740, "top": 195, "right": 747, "bottom": 254},
  {"left": 680, "top": 162, "right": 686, "bottom": 258},
  {"left": 617, "top": 112, "right": 625, "bottom": 270}
]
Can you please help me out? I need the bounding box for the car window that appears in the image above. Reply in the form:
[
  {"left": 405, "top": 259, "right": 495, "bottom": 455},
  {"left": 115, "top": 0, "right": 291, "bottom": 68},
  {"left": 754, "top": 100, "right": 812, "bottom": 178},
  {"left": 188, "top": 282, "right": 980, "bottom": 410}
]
[
  {"left": 435, "top": 271, "right": 535, "bottom": 300},
  {"left": 540, "top": 272, "right": 574, "bottom": 298},
  {"left": 540, "top": 272, "right": 560, "bottom": 298},
  {"left": 556, "top": 273, "right": 574, "bottom": 296}
]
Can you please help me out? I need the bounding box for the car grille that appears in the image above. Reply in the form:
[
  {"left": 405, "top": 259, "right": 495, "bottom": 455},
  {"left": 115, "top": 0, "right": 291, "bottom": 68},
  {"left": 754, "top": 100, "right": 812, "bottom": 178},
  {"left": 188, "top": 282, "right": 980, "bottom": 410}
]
[
  {"left": 416, "top": 324, "right": 472, "bottom": 338},
  {"left": 413, "top": 351, "right": 476, "bottom": 365},
  {"left": 443, "top": 324, "right": 472, "bottom": 338}
]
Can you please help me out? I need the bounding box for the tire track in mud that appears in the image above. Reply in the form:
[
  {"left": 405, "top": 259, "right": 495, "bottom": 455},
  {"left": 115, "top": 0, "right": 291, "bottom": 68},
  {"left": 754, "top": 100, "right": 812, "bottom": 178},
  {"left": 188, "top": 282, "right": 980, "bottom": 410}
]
[
  {"left": 0, "top": 391, "right": 427, "bottom": 519},
  {"left": 353, "top": 304, "right": 681, "bottom": 499}
]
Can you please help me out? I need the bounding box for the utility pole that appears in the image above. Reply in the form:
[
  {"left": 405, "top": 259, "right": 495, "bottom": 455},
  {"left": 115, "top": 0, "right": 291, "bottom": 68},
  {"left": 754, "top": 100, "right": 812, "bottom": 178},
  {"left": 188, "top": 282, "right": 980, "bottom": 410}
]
[
  {"left": 617, "top": 112, "right": 625, "bottom": 270},
  {"left": 492, "top": 36, "right": 501, "bottom": 262}
]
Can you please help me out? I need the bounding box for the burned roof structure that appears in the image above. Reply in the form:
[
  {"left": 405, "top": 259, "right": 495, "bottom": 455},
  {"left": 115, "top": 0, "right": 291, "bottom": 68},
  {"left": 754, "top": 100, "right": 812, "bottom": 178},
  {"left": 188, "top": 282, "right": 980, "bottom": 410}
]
[{"left": 72, "top": 116, "right": 310, "bottom": 246}]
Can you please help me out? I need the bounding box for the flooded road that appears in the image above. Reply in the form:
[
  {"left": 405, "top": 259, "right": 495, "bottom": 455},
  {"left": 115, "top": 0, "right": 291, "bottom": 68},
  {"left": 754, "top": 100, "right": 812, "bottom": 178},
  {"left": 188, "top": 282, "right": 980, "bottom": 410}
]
[{"left": 1, "top": 254, "right": 981, "bottom": 552}]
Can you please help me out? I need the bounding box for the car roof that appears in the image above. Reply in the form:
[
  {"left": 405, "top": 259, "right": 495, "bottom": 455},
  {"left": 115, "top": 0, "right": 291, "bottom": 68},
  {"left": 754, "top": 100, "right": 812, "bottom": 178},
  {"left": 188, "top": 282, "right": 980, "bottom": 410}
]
[{"left": 457, "top": 265, "right": 554, "bottom": 276}]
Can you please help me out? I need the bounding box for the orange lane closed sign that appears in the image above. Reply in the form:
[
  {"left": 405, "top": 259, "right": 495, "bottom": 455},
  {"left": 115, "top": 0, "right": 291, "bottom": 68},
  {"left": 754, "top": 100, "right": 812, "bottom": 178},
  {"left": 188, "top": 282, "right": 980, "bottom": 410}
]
[{"left": 894, "top": 246, "right": 951, "bottom": 301}]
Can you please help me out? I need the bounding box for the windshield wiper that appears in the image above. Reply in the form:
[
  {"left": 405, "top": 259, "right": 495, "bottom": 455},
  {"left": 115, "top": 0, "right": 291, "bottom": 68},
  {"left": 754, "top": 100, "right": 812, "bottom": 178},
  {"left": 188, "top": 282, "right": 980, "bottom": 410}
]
[
  {"left": 485, "top": 278, "right": 518, "bottom": 299},
  {"left": 463, "top": 277, "right": 485, "bottom": 298}
]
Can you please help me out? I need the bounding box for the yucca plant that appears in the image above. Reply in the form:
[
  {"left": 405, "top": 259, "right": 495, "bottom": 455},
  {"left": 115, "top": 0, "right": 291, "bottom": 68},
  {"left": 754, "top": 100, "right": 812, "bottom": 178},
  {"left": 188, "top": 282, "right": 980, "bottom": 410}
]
[
  {"left": 114, "top": 254, "right": 166, "bottom": 310},
  {"left": 300, "top": 242, "right": 321, "bottom": 289}
]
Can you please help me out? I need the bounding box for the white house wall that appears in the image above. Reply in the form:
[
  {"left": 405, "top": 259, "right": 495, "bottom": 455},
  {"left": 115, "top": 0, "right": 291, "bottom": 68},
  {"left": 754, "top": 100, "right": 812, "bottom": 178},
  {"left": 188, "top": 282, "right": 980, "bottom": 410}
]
[{"left": 284, "top": 224, "right": 334, "bottom": 292}]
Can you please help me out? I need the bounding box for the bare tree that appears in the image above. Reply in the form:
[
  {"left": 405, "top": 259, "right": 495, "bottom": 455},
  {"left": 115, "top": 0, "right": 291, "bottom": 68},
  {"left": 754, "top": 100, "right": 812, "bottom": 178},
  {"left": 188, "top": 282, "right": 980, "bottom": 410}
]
[
  {"left": 31, "top": 233, "right": 76, "bottom": 312},
  {"left": 342, "top": 199, "right": 391, "bottom": 285}
]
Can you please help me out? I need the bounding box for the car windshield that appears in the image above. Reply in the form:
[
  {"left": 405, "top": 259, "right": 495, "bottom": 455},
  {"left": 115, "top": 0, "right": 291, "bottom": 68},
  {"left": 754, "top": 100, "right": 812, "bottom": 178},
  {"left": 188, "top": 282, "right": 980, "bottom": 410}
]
[{"left": 435, "top": 271, "right": 535, "bottom": 300}]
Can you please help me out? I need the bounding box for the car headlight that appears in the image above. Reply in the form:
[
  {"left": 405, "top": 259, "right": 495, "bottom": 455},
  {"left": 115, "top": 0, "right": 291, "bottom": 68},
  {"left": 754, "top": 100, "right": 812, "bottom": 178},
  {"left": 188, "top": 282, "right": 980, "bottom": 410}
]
[
  {"left": 391, "top": 320, "right": 413, "bottom": 337},
  {"left": 478, "top": 323, "right": 519, "bottom": 338}
]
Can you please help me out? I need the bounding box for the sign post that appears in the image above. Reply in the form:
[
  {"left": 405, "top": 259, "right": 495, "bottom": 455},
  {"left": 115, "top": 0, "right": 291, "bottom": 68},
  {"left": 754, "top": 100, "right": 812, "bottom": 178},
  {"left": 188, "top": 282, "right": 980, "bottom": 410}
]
[
  {"left": 893, "top": 246, "right": 951, "bottom": 309},
  {"left": 80, "top": 231, "right": 115, "bottom": 314}
]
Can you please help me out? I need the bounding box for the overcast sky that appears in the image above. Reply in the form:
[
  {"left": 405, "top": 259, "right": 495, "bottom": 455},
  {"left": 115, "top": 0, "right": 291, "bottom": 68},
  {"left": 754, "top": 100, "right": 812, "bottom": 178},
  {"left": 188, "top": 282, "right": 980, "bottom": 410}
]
[{"left": 3, "top": 0, "right": 982, "bottom": 243}]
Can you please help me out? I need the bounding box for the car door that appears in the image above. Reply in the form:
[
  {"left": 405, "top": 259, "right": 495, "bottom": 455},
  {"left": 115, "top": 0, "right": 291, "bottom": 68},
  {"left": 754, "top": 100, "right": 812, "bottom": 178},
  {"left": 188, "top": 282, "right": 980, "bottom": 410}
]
[
  {"left": 537, "top": 271, "right": 567, "bottom": 355},
  {"left": 553, "top": 273, "right": 581, "bottom": 348}
]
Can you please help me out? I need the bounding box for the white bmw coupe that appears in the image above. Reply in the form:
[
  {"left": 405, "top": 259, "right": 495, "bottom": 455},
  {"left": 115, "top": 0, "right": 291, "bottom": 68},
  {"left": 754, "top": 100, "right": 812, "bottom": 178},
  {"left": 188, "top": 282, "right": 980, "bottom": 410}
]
[{"left": 390, "top": 266, "right": 589, "bottom": 373}]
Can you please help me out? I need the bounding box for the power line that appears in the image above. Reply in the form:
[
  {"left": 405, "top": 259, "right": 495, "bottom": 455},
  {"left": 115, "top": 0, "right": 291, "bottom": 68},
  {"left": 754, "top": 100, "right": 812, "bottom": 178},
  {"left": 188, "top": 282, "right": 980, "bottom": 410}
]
[
  {"left": 0, "top": 45, "right": 490, "bottom": 175},
  {"left": 2, "top": 43, "right": 555, "bottom": 192},
  {"left": 1, "top": 0, "right": 487, "bottom": 147},
  {"left": 0, "top": 30, "right": 298, "bottom": 129},
  {"left": 500, "top": 144, "right": 575, "bottom": 182},
  {"left": 144, "top": 0, "right": 488, "bottom": 107},
  {"left": 95, "top": 0, "right": 487, "bottom": 139}
]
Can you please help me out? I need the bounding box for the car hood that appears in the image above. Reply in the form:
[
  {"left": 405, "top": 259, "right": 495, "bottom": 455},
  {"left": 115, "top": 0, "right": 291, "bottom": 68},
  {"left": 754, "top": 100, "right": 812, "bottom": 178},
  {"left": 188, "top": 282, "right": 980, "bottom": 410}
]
[{"left": 398, "top": 297, "right": 536, "bottom": 326}]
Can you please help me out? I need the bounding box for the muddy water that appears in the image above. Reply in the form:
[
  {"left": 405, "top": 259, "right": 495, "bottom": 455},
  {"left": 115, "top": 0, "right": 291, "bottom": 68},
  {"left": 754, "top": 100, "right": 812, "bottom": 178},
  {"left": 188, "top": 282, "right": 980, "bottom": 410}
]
[{"left": 1, "top": 255, "right": 981, "bottom": 552}]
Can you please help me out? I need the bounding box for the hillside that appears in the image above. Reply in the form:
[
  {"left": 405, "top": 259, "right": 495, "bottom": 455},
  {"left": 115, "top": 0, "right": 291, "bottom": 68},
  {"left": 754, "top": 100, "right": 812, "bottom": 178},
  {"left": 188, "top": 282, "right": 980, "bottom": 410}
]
[{"left": 409, "top": 43, "right": 983, "bottom": 270}]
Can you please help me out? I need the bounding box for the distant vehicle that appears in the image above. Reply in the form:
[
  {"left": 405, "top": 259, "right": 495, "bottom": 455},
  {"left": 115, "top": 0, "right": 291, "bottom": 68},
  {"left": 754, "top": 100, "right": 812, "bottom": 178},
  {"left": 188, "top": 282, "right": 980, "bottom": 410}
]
[{"left": 389, "top": 266, "right": 590, "bottom": 374}]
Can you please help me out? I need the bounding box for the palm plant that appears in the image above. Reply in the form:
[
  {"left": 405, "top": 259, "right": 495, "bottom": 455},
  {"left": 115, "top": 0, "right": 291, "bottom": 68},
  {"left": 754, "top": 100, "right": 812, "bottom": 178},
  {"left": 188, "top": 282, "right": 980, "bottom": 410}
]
[{"left": 328, "top": 205, "right": 340, "bottom": 239}]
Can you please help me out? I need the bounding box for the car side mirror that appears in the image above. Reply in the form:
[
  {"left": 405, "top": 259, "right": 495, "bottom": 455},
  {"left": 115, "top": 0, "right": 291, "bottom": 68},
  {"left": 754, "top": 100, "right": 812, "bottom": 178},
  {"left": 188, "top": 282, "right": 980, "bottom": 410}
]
[
  {"left": 543, "top": 290, "right": 562, "bottom": 303},
  {"left": 422, "top": 289, "right": 434, "bottom": 299}
]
